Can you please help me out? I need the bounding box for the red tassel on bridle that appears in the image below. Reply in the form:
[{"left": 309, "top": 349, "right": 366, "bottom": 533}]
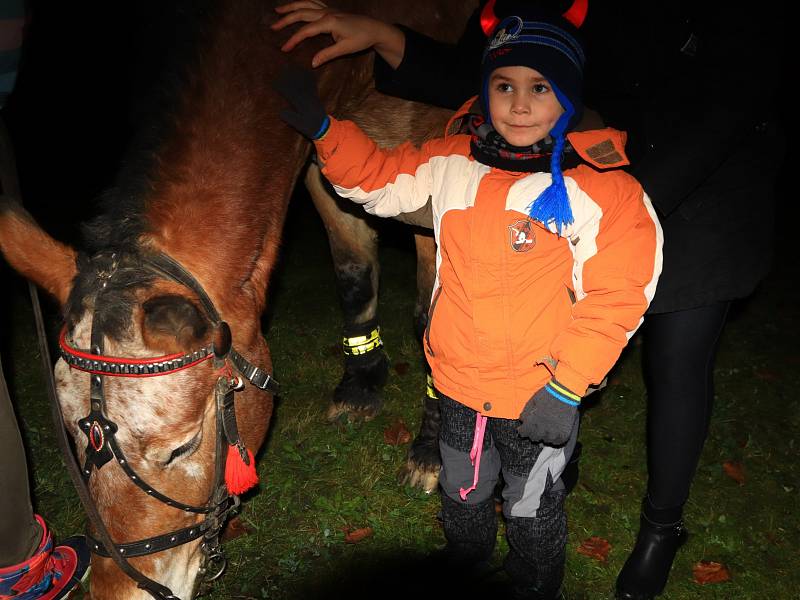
[
  {"left": 480, "top": 0, "right": 589, "bottom": 37},
  {"left": 225, "top": 442, "right": 258, "bottom": 495}
]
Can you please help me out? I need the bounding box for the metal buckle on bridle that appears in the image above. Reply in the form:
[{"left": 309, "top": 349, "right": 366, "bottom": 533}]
[{"left": 198, "top": 494, "right": 239, "bottom": 585}]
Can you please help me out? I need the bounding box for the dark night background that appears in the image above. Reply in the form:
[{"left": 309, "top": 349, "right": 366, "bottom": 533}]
[{"left": 3, "top": 2, "right": 186, "bottom": 240}]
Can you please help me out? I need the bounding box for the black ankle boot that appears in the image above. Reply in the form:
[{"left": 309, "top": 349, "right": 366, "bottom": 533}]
[{"left": 615, "top": 513, "right": 687, "bottom": 599}]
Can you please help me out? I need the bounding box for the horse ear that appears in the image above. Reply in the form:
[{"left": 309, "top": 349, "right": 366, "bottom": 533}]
[
  {"left": 0, "top": 199, "right": 78, "bottom": 306},
  {"left": 142, "top": 295, "right": 210, "bottom": 353}
]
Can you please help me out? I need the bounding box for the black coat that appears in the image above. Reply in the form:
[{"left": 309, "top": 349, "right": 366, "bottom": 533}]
[{"left": 375, "top": 1, "right": 786, "bottom": 313}]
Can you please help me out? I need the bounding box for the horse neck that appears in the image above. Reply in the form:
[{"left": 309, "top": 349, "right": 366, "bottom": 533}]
[{"left": 140, "top": 1, "right": 311, "bottom": 327}]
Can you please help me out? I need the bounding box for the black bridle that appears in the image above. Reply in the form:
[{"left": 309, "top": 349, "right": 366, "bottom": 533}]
[{"left": 32, "top": 251, "right": 278, "bottom": 600}]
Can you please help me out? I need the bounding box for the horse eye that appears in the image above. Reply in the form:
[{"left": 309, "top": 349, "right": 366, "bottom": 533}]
[{"left": 164, "top": 432, "right": 202, "bottom": 465}]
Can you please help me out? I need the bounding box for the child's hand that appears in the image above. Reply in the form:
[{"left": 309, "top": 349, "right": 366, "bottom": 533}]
[
  {"left": 272, "top": 2, "right": 405, "bottom": 69},
  {"left": 517, "top": 380, "right": 580, "bottom": 446},
  {"left": 272, "top": 66, "right": 329, "bottom": 140}
]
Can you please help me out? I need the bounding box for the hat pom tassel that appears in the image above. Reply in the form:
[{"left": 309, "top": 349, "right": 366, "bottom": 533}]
[
  {"left": 225, "top": 443, "right": 258, "bottom": 495},
  {"left": 528, "top": 133, "right": 573, "bottom": 236}
]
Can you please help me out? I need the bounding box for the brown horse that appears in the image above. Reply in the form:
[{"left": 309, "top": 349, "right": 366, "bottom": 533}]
[{"left": 0, "top": 0, "right": 473, "bottom": 597}]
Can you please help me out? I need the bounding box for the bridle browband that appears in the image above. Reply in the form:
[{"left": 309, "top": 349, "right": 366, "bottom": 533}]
[{"left": 35, "top": 250, "right": 279, "bottom": 600}]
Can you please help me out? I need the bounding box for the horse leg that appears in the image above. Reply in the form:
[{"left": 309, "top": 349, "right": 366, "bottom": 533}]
[
  {"left": 398, "top": 230, "right": 440, "bottom": 493},
  {"left": 305, "top": 162, "right": 389, "bottom": 422}
]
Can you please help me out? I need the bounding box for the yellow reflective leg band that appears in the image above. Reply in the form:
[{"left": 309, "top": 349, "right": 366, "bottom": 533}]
[
  {"left": 426, "top": 373, "right": 438, "bottom": 399},
  {"left": 342, "top": 327, "right": 383, "bottom": 356}
]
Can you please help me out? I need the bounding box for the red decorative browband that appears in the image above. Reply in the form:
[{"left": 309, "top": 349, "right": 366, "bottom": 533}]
[{"left": 58, "top": 326, "right": 214, "bottom": 377}]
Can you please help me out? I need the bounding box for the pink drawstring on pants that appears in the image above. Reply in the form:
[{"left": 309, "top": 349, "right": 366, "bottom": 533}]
[{"left": 459, "top": 413, "right": 488, "bottom": 500}]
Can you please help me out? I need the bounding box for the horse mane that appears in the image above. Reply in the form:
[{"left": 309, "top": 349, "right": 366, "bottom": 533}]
[
  {"left": 81, "top": 0, "right": 216, "bottom": 254},
  {"left": 66, "top": 0, "right": 300, "bottom": 341}
]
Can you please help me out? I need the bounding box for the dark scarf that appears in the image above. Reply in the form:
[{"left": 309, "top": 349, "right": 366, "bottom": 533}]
[{"left": 467, "top": 115, "right": 581, "bottom": 173}]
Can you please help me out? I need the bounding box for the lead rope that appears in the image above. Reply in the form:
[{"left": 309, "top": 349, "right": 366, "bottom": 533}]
[{"left": 459, "top": 413, "right": 488, "bottom": 501}]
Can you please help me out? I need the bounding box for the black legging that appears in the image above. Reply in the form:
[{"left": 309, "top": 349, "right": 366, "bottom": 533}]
[{"left": 642, "top": 302, "right": 730, "bottom": 512}]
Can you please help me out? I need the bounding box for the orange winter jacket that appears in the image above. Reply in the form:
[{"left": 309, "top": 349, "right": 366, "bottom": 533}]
[{"left": 315, "top": 117, "right": 663, "bottom": 419}]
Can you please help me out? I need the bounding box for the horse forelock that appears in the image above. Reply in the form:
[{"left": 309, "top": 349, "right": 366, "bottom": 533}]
[{"left": 64, "top": 252, "right": 155, "bottom": 342}]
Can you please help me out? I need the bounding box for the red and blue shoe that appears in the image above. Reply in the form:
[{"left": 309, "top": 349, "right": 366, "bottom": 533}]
[{"left": 0, "top": 515, "right": 89, "bottom": 600}]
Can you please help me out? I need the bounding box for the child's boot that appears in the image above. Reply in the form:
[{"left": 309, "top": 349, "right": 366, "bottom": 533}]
[
  {"left": 615, "top": 501, "right": 687, "bottom": 600},
  {"left": 503, "top": 496, "right": 567, "bottom": 600},
  {"left": 0, "top": 515, "right": 90, "bottom": 600},
  {"left": 439, "top": 494, "right": 497, "bottom": 572}
]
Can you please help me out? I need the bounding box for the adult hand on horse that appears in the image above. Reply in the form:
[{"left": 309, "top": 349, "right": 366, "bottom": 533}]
[
  {"left": 273, "top": 66, "right": 330, "bottom": 140},
  {"left": 272, "top": 1, "right": 406, "bottom": 69},
  {"left": 517, "top": 380, "right": 580, "bottom": 446}
]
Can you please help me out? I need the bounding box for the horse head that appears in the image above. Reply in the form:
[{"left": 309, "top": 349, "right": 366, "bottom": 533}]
[{"left": 2, "top": 178, "right": 279, "bottom": 600}]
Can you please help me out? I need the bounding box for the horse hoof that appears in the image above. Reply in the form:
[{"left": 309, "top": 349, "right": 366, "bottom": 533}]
[
  {"left": 398, "top": 460, "right": 439, "bottom": 493},
  {"left": 326, "top": 400, "right": 381, "bottom": 423}
]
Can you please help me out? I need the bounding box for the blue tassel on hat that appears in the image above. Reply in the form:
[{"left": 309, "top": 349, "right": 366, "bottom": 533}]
[{"left": 528, "top": 88, "right": 574, "bottom": 236}]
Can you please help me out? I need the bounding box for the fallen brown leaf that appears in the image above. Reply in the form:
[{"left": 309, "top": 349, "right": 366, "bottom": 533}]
[
  {"left": 754, "top": 368, "right": 779, "bottom": 381},
  {"left": 394, "top": 362, "right": 410, "bottom": 375},
  {"left": 343, "top": 527, "right": 374, "bottom": 544},
  {"left": 693, "top": 561, "right": 731, "bottom": 585},
  {"left": 220, "top": 516, "right": 253, "bottom": 543},
  {"left": 723, "top": 461, "right": 745, "bottom": 485},
  {"left": 384, "top": 419, "right": 412, "bottom": 445},
  {"left": 576, "top": 536, "right": 611, "bottom": 562}
]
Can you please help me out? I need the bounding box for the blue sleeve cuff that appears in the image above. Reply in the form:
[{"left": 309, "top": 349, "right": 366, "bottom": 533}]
[{"left": 312, "top": 115, "right": 331, "bottom": 141}]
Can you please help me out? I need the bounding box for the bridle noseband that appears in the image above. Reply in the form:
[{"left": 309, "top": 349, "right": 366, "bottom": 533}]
[{"left": 48, "top": 251, "right": 278, "bottom": 600}]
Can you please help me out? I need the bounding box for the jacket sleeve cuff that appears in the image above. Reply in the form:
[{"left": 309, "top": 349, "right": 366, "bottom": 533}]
[
  {"left": 544, "top": 379, "right": 581, "bottom": 407},
  {"left": 552, "top": 363, "right": 591, "bottom": 398},
  {"left": 312, "top": 117, "right": 345, "bottom": 164}
]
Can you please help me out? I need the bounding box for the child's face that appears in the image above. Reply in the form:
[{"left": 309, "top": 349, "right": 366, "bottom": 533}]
[{"left": 488, "top": 66, "right": 565, "bottom": 148}]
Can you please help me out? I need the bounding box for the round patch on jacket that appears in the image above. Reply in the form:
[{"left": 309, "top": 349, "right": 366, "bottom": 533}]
[{"left": 509, "top": 219, "right": 536, "bottom": 252}]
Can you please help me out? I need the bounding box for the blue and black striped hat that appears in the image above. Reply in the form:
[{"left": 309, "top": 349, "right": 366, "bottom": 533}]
[
  {"left": 480, "top": 8, "right": 586, "bottom": 133},
  {"left": 479, "top": 5, "right": 588, "bottom": 236}
]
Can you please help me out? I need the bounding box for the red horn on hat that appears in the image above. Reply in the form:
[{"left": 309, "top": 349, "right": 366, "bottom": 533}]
[
  {"left": 562, "top": 0, "right": 588, "bottom": 28},
  {"left": 481, "top": 1, "right": 589, "bottom": 37},
  {"left": 480, "top": 0, "right": 500, "bottom": 36}
]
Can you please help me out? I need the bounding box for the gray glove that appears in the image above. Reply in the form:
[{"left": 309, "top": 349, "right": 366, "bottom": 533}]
[{"left": 517, "top": 380, "right": 580, "bottom": 446}]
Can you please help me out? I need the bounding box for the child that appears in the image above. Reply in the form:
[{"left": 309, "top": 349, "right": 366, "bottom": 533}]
[{"left": 276, "top": 8, "right": 662, "bottom": 599}]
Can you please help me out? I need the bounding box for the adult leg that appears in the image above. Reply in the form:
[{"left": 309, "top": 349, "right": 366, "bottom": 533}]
[
  {"left": 616, "top": 302, "right": 730, "bottom": 600},
  {"left": 0, "top": 357, "right": 91, "bottom": 599},
  {"left": 0, "top": 353, "right": 41, "bottom": 567}
]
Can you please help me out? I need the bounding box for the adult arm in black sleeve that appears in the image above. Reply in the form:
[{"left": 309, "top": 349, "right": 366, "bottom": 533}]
[
  {"left": 374, "top": 10, "right": 486, "bottom": 110},
  {"left": 632, "top": 6, "right": 781, "bottom": 217}
]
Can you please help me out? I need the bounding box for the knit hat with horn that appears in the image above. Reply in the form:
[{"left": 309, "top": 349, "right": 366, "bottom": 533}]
[{"left": 479, "top": 1, "right": 587, "bottom": 235}]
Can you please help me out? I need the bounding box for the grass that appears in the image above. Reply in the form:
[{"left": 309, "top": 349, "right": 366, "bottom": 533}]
[{"left": 2, "top": 189, "right": 798, "bottom": 599}]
